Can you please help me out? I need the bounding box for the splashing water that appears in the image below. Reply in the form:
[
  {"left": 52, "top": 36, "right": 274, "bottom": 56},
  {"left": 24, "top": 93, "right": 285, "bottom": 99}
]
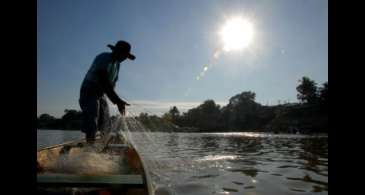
[
  {"left": 108, "top": 110, "right": 329, "bottom": 195},
  {"left": 117, "top": 115, "right": 174, "bottom": 186},
  {"left": 110, "top": 111, "right": 216, "bottom": 195}
]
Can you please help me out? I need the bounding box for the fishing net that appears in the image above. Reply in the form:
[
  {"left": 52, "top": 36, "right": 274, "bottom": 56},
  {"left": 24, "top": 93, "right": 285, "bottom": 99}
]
[
  {"left": 109, "top": 105, "right": 208, "bottom": 195},
  {"left": 38, "top": 103, "right": 205, "bottom": 194}
]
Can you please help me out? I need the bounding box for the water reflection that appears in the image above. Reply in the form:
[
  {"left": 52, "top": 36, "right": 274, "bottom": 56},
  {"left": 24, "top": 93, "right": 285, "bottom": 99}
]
[
  {"left": 135, "top": 132, "right": 328, "bottom": 195},
  {"left": 38, "top": 131, "right": 327, "bottom": 194},
  {"left": 227, "top": 168, "right": 259, "bottom": 177},
  {"left": 198, "top": 135, "right": 221, "bottom": 151},
  {"left": 166, "top": 133, "right": 179, "bottom": 149}
]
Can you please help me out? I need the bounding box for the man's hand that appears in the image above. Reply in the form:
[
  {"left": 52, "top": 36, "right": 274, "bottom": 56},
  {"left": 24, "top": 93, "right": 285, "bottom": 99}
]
[{"left": 117, "top": 101, "right": 130, "bottom": 116}]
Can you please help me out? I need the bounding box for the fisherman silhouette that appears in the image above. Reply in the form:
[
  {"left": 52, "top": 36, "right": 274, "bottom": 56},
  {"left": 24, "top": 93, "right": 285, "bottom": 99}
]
[{"left": 79, "top": 40, "right": 135, "bottom": 144}]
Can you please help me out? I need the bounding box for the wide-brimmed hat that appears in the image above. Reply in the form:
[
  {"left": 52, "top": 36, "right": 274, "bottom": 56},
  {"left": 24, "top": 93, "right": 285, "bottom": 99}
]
[{"left": 107, "top": 40, "right": 136, "bottom": 60}]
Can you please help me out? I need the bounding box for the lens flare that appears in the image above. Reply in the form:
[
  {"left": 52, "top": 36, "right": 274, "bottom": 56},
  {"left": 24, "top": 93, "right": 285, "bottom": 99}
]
[{"left": 220, "top": 17, "right": 254, "bottom": 52}]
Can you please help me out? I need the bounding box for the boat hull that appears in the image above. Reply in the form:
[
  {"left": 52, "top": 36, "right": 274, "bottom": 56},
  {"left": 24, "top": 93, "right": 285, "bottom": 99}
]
[{"left": 37, "top": 136, "right": 152, "bottom": 195}]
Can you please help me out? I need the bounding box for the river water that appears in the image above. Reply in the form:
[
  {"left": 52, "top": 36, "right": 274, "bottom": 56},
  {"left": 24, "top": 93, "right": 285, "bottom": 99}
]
[
  {"left": 37, "top": 130, "right": 83, "bottom": 149},
  {"left": 37, "top": 130, "right": 328, "bottom": 195}
]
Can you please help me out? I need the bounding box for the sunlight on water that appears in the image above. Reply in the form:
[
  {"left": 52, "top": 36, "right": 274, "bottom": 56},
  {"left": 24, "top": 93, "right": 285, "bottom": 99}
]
[
  {"left": 115, "top": 114, "right": 328, "bottom": 195},
  {"left": 220, "top": 132, "right": 261, "bottom": 137},
  {"left": 196, "top": 155, "right": 238, "bottom": 162},
  {"left": 38, "top": 122, "right": 328, "bottom": 195}
]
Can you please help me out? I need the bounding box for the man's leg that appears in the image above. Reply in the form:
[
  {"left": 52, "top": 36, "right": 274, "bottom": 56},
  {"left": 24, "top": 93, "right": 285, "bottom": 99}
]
[
  {"left": 79, "top": 96, "right": 99, "bottom": 144},
  {"left": 98, "top": 95, "right": 111, "bottom": 137}
]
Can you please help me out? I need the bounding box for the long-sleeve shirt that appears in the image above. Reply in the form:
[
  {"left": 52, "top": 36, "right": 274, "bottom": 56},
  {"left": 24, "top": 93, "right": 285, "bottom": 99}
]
[{"left": 81, "top": 52, "right": 123, "bottom": 104}]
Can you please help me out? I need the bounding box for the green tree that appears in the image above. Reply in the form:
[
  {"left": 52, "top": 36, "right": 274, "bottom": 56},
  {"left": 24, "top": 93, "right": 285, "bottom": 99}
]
[
  {"left": 138, "top": 112, "right": 153, "bottom": 129},
  {"left": 296, "top": 77, "right": 318, "bottom": 104},
  {"left": 162, "top": 112, "right": 173, "bottom": 124},
  {"left": 62, "top": 109, "right": 82, "bottom": 121},
  {"left": 229, "top": 91, "right": 256, "bottom": 106},
  {"left": 138, "top": 112, "right": 149, "bottom": 122},
  {"left": 170, "top": 106, "right": 179, "bottom": 116},
  {"left": 173, "top": 100, "right": 218, "bottom": 131},
  {"left": 161, "top": 106, "right": 181, "bottom": 125},
  {"left": 39, "top": 113, "right": 55, "bottom": 121},
  {"left": 185, "top": 100, "right": 222, "bottom": 131},
  {"left": 169, "top": 106, "right": 180, "bottom": 123},
  {"left": 319, "top": 82, "right": 328, "bottom": 103},
  {"left": 38, "top": 113, "right": 63, "bottom": 129},
  {"left": 38, "top": 113, "right": 56, "bottom": 129},
  {"left": 318, "top": 82, "right": 328, "bottom": 112},
  {"left": 221, "top": 91, "right": 262, "bottom": 130},
  {"left": 61, "top": 109, "right": 82, "bottom": 129}
]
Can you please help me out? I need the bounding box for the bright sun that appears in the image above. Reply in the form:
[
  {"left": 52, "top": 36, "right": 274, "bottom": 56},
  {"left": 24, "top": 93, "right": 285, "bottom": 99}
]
[{"left": 220, "top": 17, "right": 254, "bottom": 52}]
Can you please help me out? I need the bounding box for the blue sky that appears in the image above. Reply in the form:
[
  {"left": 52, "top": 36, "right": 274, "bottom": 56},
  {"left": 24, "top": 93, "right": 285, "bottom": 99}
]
[{"left": 37, "top": 0, "right": 328, "bottom": 117}]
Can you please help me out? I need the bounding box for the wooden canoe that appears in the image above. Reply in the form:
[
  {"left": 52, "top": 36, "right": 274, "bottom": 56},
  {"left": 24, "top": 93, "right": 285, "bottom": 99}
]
[{"left": 37, "top": 134, "right": 153, "bottom": 195}]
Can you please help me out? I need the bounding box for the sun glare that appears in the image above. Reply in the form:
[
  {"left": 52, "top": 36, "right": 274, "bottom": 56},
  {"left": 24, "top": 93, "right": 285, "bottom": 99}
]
[{"left": 220, "top": 17, "right": 254, "bottom": 52}]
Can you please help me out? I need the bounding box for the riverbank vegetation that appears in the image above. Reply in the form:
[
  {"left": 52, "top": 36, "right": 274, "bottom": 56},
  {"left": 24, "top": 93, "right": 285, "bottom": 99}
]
[{"left": 38, "top": 76, "right": 327, "bottom": 134}]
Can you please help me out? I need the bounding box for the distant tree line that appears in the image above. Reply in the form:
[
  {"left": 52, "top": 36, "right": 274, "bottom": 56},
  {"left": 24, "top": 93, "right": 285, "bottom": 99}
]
[
  {"left": 38, "top": 109, "right": 82, "bottom": 130},
  {"left": 38, "top": 76, "right": 328, "bottom": 134},
  {"left": 143, "top": 76, "right": 328, "bottom": 133}
]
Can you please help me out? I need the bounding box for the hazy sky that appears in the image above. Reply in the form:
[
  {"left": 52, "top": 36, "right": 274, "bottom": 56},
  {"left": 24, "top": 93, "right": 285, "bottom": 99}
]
[{"left": 37, "top": 0, "right": 328, "bottom": 117}]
